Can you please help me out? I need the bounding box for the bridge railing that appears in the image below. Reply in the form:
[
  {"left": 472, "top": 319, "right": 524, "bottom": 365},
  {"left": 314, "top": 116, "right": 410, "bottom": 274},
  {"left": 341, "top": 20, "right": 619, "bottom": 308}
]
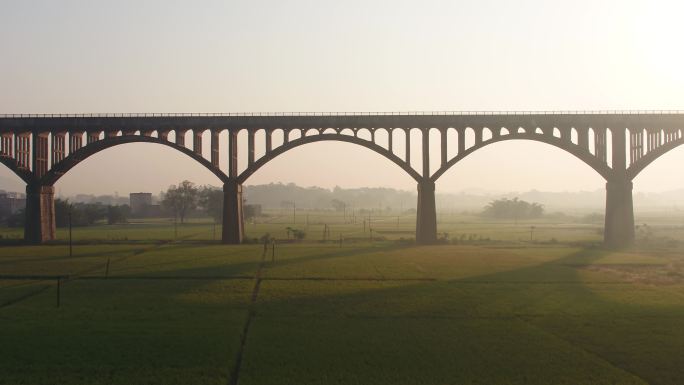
[{"left": 2, "top": 110, "right": 684, "bottom": 118}]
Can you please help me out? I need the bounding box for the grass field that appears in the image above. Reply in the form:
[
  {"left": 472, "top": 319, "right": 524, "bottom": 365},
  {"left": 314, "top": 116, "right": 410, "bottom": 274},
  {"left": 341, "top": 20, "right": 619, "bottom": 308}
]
[{"left": 1, "top": 211, "right": 684, "bottom": 384}]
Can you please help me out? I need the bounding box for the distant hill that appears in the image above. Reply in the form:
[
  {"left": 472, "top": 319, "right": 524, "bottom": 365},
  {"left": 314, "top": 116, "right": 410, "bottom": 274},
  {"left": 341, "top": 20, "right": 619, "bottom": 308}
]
[
  {"left": 241, "top": 183, "right": 684, "bottom": 213},
  {"left": 3, "top": 180, "right": 682, "bottom": 213}
]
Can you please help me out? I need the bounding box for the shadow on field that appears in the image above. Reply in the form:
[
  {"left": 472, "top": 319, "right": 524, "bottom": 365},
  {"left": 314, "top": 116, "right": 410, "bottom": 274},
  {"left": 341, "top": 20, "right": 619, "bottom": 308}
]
[
  {"left": 245, "top": 246, "right": 684, "bottom": 385},
  {"left": 0, "top": 245, "right": 153, "bottom": 267},
  {"left": 109, "top": 243, "right": 401, "bottom": 279},
  {"left": 3, "top": 242, "right": 684, "bottom": 385}
]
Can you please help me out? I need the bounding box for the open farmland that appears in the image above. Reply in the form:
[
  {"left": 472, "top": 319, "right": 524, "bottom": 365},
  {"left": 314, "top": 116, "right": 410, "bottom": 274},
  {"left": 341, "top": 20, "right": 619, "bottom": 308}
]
[{"left": 1, "top": 212, "right": 684, "bottom": 384}]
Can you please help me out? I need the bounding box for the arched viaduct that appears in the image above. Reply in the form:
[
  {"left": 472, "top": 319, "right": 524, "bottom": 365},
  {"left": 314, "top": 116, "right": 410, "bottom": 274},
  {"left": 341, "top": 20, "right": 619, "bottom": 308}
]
[{"left": 1, "top": 111, "right": 683, "bottom": 248}]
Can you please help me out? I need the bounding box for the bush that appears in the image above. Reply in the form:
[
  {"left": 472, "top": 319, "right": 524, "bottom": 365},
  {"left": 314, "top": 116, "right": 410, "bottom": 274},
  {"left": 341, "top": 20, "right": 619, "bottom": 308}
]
[
  {"left": 481, "top": 198, "right": 543, "bottom": 220},
  {"left": 292, "top": 229, "right": 306, "bottom": 240}
]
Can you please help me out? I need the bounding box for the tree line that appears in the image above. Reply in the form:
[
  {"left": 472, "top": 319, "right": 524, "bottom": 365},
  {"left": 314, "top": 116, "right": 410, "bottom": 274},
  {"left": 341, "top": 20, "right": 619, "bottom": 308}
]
[{"left": 481, "top": 197, "right": 544, "bottom": 220}]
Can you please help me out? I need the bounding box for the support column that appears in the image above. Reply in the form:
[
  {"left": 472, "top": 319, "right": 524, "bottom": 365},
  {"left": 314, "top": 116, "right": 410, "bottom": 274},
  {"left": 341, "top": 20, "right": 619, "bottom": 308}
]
[
  {"left": 604, "top": 179, "right": 634, "bottom": 248},
  {"left": 604, "top": 127, "right": 633, "bottom": 248},
  {"left": 247, "top": 130, "right": 255, "bottom": 166},
  {"left": 415, "top": 179, "right": 437, "bottom": 244},
  {"left": 222, "top": 180, "right": 244, "bottom": 244},
  {"left": 193, "top": 130, "right": 203, "bottom": 155},
  {"left": 1, "top": 133, "right": 13, "bottom": 157},
  {"left": 210, "top": 130, "right": 219, "bottom": 167},
  {"left": 24, "top": 184, "right": 56, "bottom": 244},
  {"left": 69, "top": 132, "right": 83, "bottom": 153},
  {"left": 33, "top": 133, "right": 49, "bottom": 177},
  {"left": 440, "top": 129, "right": 447, "bottom": 166},
  {"left": 228, "top": 131, "right": 238, "bottom": 178},
  {"left": 176, "top": 129, "right": 186, "bottom": 147},
  {"left": 52, "top": 133, "right": 66, "bottom": 165}
]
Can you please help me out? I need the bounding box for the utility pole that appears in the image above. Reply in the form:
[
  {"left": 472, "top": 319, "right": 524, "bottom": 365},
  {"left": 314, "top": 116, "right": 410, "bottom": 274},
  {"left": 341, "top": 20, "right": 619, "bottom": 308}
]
[
  {"left": 56, "top": 277, "right": 61, "bottom": 308},
  {"left": 68, "top": 206, "right": 73, "bottom": 258},
  {"left": 174, "top": 213, "right": 178, "bottom": 239},
  {"left": 343, "top": 204, "right": 346, "bottom": 223},
  {"left": 271, "top": 239, "right": 276, "bottom": 262}
]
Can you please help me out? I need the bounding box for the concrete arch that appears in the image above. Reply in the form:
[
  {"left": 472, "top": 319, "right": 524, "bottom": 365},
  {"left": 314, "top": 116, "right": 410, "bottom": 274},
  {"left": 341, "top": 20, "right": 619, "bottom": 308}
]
[
  {"left": 236, "top": 133, "right": 422, "bottom": 184},
  {"left": 627, "top": 136, "right": 684, "bottom": 179},
  {"left": 0, "top": 156, "right": 33, "bottom": 184},
  {"left": 430, "top": 134, "right": 613, "bottom": 182},
  {"left": 40, "top": 135, "right": 229, "bottom": 186}
]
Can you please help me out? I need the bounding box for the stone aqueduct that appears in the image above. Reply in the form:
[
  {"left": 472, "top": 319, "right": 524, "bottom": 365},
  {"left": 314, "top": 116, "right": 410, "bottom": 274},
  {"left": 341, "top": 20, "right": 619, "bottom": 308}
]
[{"left": 1, "top": 112, "right": 683, "bottom": 248}]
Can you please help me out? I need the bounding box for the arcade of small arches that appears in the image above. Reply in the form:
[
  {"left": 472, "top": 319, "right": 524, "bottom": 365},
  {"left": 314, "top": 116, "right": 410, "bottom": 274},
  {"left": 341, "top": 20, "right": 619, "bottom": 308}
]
[{"left": 1, "top": 112, "right": 683, "bottom": 248}]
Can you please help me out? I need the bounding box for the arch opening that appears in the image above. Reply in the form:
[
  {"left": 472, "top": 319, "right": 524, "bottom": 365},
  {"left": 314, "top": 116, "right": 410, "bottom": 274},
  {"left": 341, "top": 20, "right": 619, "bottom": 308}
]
[
  {"left": 51, "top": 141, "right": 227, "bottom": 198},
  {"left": 43, "top": 136, "right": 227, "bottom": 188},
  {"left": 239, "top": 139, "right": 420, "bottom": 189},
  {"left": 431, "top": 134, "right": 612, "bottom": 182},
  {"left": 482, "top": 128, "right": 493, "bottom": 142},
  {"left": 446, "top": 128, "right": 459, "bottom": 160},
  {"left": 375, "top": 128, "right": 389, "bottom": 150},
  {"left": 271, "top": 129, "right": 285, "bottom": 150},
  {"left": 434, "top": 140, "right": 608, "bottom": 239}
]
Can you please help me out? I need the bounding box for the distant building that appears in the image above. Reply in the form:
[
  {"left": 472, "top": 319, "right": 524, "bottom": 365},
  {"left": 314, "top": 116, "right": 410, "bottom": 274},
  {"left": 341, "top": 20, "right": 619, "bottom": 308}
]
[
  {"left": 129, "top": 192, "right": 152, "bottom": 216},
  {"left": 0, "top": 190, "right": 26, "bottom": 217}
]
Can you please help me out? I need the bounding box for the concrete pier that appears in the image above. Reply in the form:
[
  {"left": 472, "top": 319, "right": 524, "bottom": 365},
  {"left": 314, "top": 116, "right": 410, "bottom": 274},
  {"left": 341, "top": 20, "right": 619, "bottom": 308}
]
[
  {"left": 222, "top": 180, "right": 244, "bottom": 244},
  {"left": 24, "top": 184, "right": 56, "bottom": 244},
  {"left": 416, "top": 180, "right": 437, "bottom": 244}
]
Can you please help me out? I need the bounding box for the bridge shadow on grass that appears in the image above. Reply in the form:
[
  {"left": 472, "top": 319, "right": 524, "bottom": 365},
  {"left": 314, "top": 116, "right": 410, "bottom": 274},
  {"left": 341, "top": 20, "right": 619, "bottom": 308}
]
[
  {"left": 0, "top": 245, "right": 153, "bottom": 267},
  {"left": 0, "top": 271, "right": 254, "bottom": 385},
  {"left": 3, "top": 243, "right": 683, "bottom": 384},
  {"left": 0, "top": 242, "right": 286, "bottom": 384},
  {"left": 243, "top": 247, "right": 684, "bottom": 385},
  {"left": 108, "top": 243, "right": 401, "bottom": 279}
]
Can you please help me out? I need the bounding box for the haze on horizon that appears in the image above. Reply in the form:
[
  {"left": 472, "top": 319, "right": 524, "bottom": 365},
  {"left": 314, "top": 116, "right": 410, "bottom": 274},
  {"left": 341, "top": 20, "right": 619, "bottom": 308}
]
[{"left": 1, "top": 0, "right": 684, "bottom": 196}]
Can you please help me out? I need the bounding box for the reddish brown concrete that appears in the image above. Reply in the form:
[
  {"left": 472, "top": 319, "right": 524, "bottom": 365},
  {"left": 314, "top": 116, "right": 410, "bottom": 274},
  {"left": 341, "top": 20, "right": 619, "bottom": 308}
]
[
  {"left": 24, "top": 184, "right": 56, "bottom": 244},
  {"left": 33, "top": 133, "right": 49, "bottom": 177}
]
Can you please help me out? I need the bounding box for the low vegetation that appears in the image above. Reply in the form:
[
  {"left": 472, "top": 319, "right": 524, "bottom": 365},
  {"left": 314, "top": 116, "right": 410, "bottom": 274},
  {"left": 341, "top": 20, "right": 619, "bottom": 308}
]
[
  {"left": 481, "top": 197, "right": 544, "bottom": 220},
  {"left": 1, "top": 211, "right": 683, "bottom": 384}
]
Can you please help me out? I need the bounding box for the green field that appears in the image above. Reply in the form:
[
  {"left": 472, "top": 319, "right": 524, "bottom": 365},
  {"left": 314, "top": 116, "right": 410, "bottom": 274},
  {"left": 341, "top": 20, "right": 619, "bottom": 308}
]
[{"left": 1, "top": 211, "right": 684, "bottom": 384}]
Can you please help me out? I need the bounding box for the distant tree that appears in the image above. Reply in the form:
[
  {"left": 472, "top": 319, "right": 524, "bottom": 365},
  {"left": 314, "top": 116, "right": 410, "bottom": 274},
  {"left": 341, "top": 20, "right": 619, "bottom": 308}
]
[
  {"left": 198, "top": 186, "right": 223, "bottom": 222},
  {"left": 292, "top": 228, "right": 306, "bottom": 240},
  {"left": 331, "top": 199, "right": 347, "bottom": 211},
  {"left": 55, "top": 199, "right": 71, "bottom": 227},
  {"left": 162, "top": 180, "right": 199, "bottom": 223},
  {"left": 55, "top": 199, "right": 106, "bottom": 227},
  {"left": 481, "top": 197, "right": 544, "bottom": 220},
  {"left": 244, "top": 204, "right": 260, "bottom": 221},
  {"left": 6, "top": 209, "right": 25, "bottom": 227},
  {"left": 107, "top": 205, "right": 130, "bottom": 224}
]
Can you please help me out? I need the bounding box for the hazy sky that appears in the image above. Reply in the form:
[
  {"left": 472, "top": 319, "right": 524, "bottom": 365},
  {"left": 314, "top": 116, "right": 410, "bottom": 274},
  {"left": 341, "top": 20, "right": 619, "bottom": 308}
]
[{"left": 1, "top": 0, "right": 684, "bottom": 196}]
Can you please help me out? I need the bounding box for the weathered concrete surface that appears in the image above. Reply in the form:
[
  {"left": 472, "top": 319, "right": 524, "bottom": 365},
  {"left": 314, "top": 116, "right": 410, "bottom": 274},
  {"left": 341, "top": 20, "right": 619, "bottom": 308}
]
[
  {"left": 222, "top": 181, "right": 244, "bottom": 244},
  {"left": 604, "top": 180, "right": 635, "bottom": 248},
  {"left": 416, "top": 180, "right": 437, "bottom": 244},
  {"left": 3, "top": 112, "right": 677, "bottom": 247},
  {"left": 24, "top": 184, "right": 56, "bottom": 244}
]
